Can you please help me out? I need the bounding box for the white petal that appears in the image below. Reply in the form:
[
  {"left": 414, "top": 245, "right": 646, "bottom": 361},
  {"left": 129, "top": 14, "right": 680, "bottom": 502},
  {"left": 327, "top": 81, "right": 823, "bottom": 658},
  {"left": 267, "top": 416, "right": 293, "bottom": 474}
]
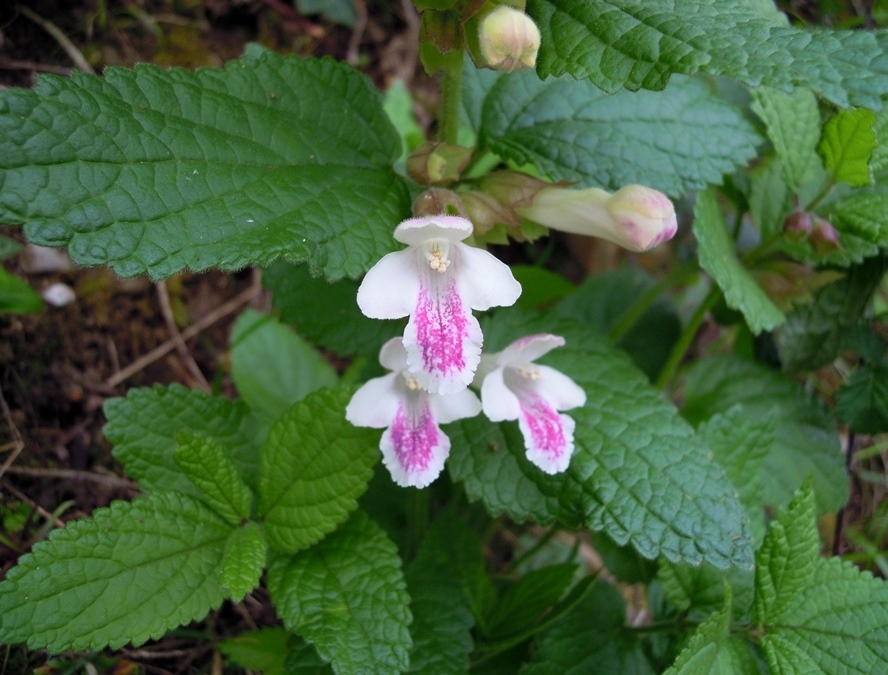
[
  {"left": 497, "top": 334, "right": 565, "bottom": 368},
  {"left": 516, "top": 393, "right": 576, "bottom": 474},
  {"left": 533, "top": 365, "right": 587, "bottom": 411},
  {"left": 429, "top": 388, "right": 482, "bottom": 424},
  {"left": 345, "top": 373, "right": 403, "bottom": 428},
  {"left": 356, "top": 249, "right": 419, "bottom": 319},
  {"left": 453, "top": 243, "right": 522, "bottom": 311},
  {"left": 480, "top": 367, "right": 521, "bottom": 421},
  {"left": 394, "top": 216, "right": 473, "bottom": 246},
  {"left": 402, "top": 275, "right": 482, "bottom": 395},
  {"left": 378, "top": 337, "right": 409, "bottom": 372},
  {"left": 380, "top": 396, "right": 450, "bottom": 488}
]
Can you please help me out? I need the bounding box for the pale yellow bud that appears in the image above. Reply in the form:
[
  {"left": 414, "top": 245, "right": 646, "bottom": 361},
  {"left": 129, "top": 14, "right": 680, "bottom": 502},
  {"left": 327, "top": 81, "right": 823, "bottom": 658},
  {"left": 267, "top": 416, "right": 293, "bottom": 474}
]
[{"left": 478, "top": 6, "right": 541, "bottom": 73}]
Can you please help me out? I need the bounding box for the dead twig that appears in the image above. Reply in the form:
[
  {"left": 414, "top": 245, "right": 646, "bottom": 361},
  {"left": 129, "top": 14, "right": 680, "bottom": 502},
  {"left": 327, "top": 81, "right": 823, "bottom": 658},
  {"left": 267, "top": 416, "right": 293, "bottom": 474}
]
[
  {"left": 156, "top": 280, "right": 211, "bottom": 392},
  {"left": 346, "top": 0, "right": 368, "bottom": 66},
  {"left": 2, "top": 466, "right": 136, "bottom": 490},
  {"left": 0, "top": 383, "right": 24, "bottom": 482},
  {"left": 0, "top": 57, "right": 72, "bottom": 76},
  {"left": 18, "top": 7, "right": 96, "bottom": 75},
  {"left": 105, "top": 284, "right": 260, "bottom": 389},
  {"left": 0, "top": 480, "right": 66, "bottom": 530}
]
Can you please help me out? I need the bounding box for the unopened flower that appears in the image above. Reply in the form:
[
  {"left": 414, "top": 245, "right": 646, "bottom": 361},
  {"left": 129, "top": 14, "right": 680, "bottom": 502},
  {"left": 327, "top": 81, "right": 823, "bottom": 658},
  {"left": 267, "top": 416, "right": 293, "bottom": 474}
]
[
  {"left": 478, "top": 6, "right": 541, "bottom": 73},
  {"left": 357, "top": 215, "right": 521, "bottom": 394},
  {"left": 346, "top": 337, "right": 482, "bottom": 488},
  {"left": 518, "top": 184, "right": 678, "bottom": 252},
  {"left": 476, "top": 334, "right": 586, "bottom": 474}
]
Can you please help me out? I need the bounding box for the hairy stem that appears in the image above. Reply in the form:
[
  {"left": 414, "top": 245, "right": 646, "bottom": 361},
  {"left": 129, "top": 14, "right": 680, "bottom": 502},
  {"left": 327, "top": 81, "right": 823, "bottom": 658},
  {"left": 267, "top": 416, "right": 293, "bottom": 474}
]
[{"left": 437, "top": 49, "right": 464, "bottom": 145}]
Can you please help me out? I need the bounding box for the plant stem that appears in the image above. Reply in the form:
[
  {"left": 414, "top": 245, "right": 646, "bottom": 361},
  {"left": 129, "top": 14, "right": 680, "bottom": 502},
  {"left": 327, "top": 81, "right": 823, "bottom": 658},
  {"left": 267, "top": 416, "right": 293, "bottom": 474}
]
[
  {"left": 608, "top": 264, "right": 697, "bottom": 343},
  {"left": 406, "top": 488, "right": 429, "bottom": 562},
  {"left": 437, "top": 49, "right": 464, "bottom": 145},
  {"left": 655, "top": 284, "right": 721, "bottom": 389},
  {"left": 504, "top": 526, "right": 560, "bottom": 574}
]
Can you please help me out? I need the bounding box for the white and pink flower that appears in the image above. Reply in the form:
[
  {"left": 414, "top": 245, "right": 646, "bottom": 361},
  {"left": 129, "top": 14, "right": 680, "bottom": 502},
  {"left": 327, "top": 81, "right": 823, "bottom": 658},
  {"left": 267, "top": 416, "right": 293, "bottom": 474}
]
[
  {"left": 476, "top": 334, "right": 586, "bottom": 474},
  {"left": 357, "top": 215, "right": 521, "bottom": 395},
  {"left": 346, "top": 337, "right": 482, "bottom": 488}
]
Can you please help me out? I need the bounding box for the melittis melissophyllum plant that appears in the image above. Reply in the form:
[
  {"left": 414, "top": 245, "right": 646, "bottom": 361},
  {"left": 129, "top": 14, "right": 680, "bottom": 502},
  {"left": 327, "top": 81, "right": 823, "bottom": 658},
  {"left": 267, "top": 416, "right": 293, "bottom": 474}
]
[{"left": 1, "top": 1, "right": 888, "bottom": 672}]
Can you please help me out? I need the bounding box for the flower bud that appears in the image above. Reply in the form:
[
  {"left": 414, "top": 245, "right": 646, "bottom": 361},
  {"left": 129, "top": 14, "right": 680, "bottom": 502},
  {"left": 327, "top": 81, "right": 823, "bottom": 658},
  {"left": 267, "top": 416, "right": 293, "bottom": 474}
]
[
  {"left": 517, "top": 184, "right": 677, "bottom": 252},
  {"left": 406, "top": 141, "right": 473, "bottom": 185},
  {"left": 413, "top": 188, "right": 467, "bottom": 218},
  {"left": 782, "top": 210, "right": 813, "bottom": 242},
  {"left": 478, "top": 6, "right": 541, "bottom": 73},
  {"left": 810, "top": 217, "right": 842, "bottom": 255}
]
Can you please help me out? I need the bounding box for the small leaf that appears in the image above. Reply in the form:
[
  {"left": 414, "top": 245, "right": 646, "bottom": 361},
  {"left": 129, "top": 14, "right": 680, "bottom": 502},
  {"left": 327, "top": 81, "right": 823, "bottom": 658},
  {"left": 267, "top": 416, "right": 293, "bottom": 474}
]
[
  {"left": 819, "top": 192, "right": 888, "bottom": 266},
  {"left": 220, "top": 522, "right": 267, "bottom": 602},
  {"left": 285, "top": 634, "right": 335, "bottom": 673},
  {"left": 230, "top": 308, "right": 337, "bottom": 421},
  {"left": 819, "top": 108, "right": 877, "bottom": 187},
  {"left": 658, "top": 561, "right": 755, "bottom": 622},
  {"left": 1, "top": 52, "right": 409, "bottom": 280},
  {"left": 0, "top": 236, "right": 23, "bottom": 261},
  {"left": 748, "top": 158, "right": 791, "bottom": 241},
  {"left": 475, "top": 67, "right": 760, "bottom": 196},
  {"left": 751, "top": 87, "right": 822, "bottom": 191},
  {"left": 264, "top": 261, "right": 403, "bottom": 358},
  {"left": 665, "top": 588, "right": 760, "bottom": 675},
  {"left": 694, "top": 188, "right": 785, "bottom": 334},
  {"left": 682, "top": 355, "right": 846, "bottom": 514},
  {"left": 0, "top": 492, "right": 232, "bottom": 652},
  {"left": 528, "top": 0, "right": 888, "bottom": 109},
  {"left": 836, "top": 362, "right": 888, "bottom": 434},
  {"left": 755, "top": 482, "right": 888, "bottom": 673},
  {"left": 485, "top": 564, "right": 578, "bottom": 640},
  {"left": 257, "top": 387, "right": 378, "bottom": 554},
  {"left": 175, "top": 430, "right": 253, "bottom": 525},
  {"left": 266, "top": 511, "right": 412, "bottom": 675},
  {"left": 523, "top": 580, "right": 654, "bottom": 674},
  {"left": 104, "top": 383, "right": 262, "bottom": 494},
  {"left": 219, "top": 627, "right": 291, "bottom": 675},
  {"left": 0, "top": 267, "right": 43, "bottom": 314}
]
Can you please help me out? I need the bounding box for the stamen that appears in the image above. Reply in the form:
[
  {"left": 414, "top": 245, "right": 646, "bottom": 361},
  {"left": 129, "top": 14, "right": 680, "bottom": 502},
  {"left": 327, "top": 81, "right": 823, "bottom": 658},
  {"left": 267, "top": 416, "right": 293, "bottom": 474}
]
[
  {"left": 516, "top": 364, "right": 541, "bottom": 380},
  {"left": 405, "top": 375, "right": 422, "bottom": 390},
  {"left": 426, "top": 243, "right": 451, "bottom": 273}
]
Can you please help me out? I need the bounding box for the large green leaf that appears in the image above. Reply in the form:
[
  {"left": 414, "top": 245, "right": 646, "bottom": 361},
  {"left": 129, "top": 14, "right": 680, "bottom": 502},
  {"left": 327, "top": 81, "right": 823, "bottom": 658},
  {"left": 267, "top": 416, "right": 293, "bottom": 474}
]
[
  {"left": 264, "top": 261, "right": 403, "bottom": 359},
  {"left": 266, "top": 511, "right": 412, "bottom": 674},
  {"left": 104, "top": 383, "right": 263, "bottom": 493},
  {"left": 0, "top": 52, "right": 409, "bottom": 280},
  {"left": 257, "top": 387, "right": 378, "bottom": 554},
  {"left": 682, "top": 356, "right": 846, "bottom": 514},
  {"left": 836, "top": 361, "right": 888, "bottom": 434},
  {"left": 694, "top": 189, "right": 785, "bottom": 334},
  {"left": 230, "top": 308, "right": 338, "bottom": 421},
  {"left": 818, "top": 192, "right": 888, "bottom": 266},
  {"left": 755, "top": 483, "right": 888, "bottom": 673},
  {"left": 523, "top": 580, "right": 654, "bottom": 674},
  {"left": 819, "top": 108, "right": 877, "bottom": 187},
  {"left": 450, "top": 312, "right": 753, "bottom": 570},
  {"left": 474, "top": 67, "right": 760, "bottom": 196},
  {"left": 0, "top": 492, "right": 232, "bottom": 652},
  {"left": 527, "top": 0, "right": 888, "bottom": 109}
]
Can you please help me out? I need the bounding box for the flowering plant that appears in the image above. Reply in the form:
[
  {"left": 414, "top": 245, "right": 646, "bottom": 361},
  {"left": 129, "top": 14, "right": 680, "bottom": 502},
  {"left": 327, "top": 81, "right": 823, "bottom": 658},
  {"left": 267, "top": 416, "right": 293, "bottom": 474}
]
[{"left": 1, "top": 1, "right": 888, "bottom": 673}]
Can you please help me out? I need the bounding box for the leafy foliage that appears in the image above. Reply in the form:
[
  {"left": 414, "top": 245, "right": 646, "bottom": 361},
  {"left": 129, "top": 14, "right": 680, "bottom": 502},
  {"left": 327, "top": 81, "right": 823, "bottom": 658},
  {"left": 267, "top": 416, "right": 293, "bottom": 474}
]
[
  {"left": 820, "top": 108, "right": 877, "bottom": 187},
  {"left": 0, "top": 52, "right": 409, "bottom": 280},
  {"left": 528, "top": 0, "right": 888, "bottom": 109}
]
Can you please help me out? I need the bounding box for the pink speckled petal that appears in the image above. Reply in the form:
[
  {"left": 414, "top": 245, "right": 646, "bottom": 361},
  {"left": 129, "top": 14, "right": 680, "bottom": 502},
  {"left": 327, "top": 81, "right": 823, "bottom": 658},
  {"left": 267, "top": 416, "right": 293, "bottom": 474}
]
[
  {"left": 403, "top": 275, "right": 482, "bottom": 394},
  {"left": 517, "top": 393, "right": 575, "bottom": 474},
  {"left": 357, "top": 249, "right": 419, "bottom": 319},
  {"left": 380, "top": 396, "right": 450, "bottom": 488}
]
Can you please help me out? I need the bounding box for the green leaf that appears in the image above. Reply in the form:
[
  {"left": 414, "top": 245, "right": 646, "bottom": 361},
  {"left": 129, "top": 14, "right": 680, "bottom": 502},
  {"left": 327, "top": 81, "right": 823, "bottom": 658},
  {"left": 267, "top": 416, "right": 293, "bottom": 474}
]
[
  {"left": 820, "top": 192, "right": 888, "bottom": 266},
  {"left": 748, "top": 158, "right": 791, "bottom": 241},
  {"left": 476, "top": 68, "right": 760, "bottom": 196},
  {"left": 694, "top": 189, "right": 785, "bottom": 334},
  {"left": 175, "top": 430, "right": 253, "bottom": 525},
  {"left": 755, "top": 482, "right": 888, "bottom": 673},
  {"left": 698, "top": 405, "right": 774, "bottom": 546},
  {"left": 220, "top": 522, "right": 266, "bottom": 602},
  {"left": 405, "top": 510, "right": 476, "bottom": 674},
  {"left": 485, "top": 564, "right": 578, "bottom": 640},
  {"left": 266, "top": 511, "right": 412, "bottom": 674},
  {"left": 285, "top": 634, "right": 335, "bottom": 673},
  {"left": 0, "top": 52, "right": 409, "bottom": 280},
  {"left": 819, "top": 108, "right": 877, "bottom": 187},
  {"left": 0, "top": 492, "right": 232, "bottom": 652},
  {"left": 836, "top": 362, "right": 888, "bottom": 434},
  {"left": 528, "top": 0, "right": 888, "bottom": 109},
  {"left": 872, "top": 109, "right": 888, "bottom": 177},
  {"left": 0, "top": 235, "right": 23, "bottom": 261},
  {"left": 257, "top": 387, "right": 378, "bottom": 554},
  {"left": 219, "top": 627, "right": 291, "bottom": 675},
  {"left": 682, "top": 356, "right": 846, "bottom": 514},
  {"left": 451, "top": 312, "right": 754, "bottom": 570},
  {"left": 295, "top": 0, "right": 356, "bottom": 27},
  {"left": 0, "top": 267, "right": 42, "bottom": 314},
  {"left": 665, "top": 588, "right": 760, "bottom": 675},
  {"left": 383, "top": 79, "right": 424, "bottom": 172},
  {"left": 104, "top": 383, "right": 262, "bottom": 494},
  {"left": 658, "top": 561, "right": 755, "bottom": 622},
  {"left": 512, "top": 265, "right": 576, "bottom": 310},
  {"left": 264, "top": 261, "right": 403, "bottom": 358},
  {"left": 523, "top": 580, "right": 654, "bottom": 675},
  {"left": 776, "top": 256, "right": 887, "bottom": 372},
  {"left": 751, "top": 87, "right": 822, "bottom": 191},
  {"left": 230, "top": 308, "right": 337, "bottom": 421},
  {"left": 553, "top": 267, "right": 681, "bottom": 381}
]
